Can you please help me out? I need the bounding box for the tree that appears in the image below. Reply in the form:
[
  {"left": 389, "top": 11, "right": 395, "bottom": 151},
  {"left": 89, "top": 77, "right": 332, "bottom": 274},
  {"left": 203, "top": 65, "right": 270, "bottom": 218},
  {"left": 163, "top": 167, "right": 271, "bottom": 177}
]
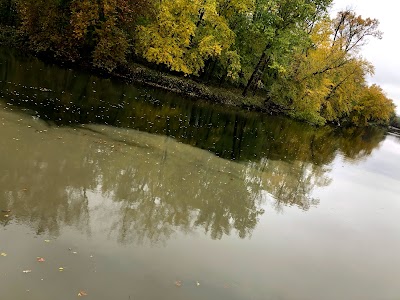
[
  {"left": 16, "top": 0, "right": 153, "bottom": 70},
  {"left": 389, "top": 115, "right": 400, "bottom": 128},
  {"left": 70, "top": 0, "right": 140, "bottom": 71},
  {"left": 0, "top": 0, "right": 17, "bottom": 25},
  {"left": 241, "top": 0, "right": 333, "bottom": 96},
  {"left": 136, "top": 0, "right": 235, "bottom": 76},
  {"left": 16, "top": 0, "right": 75, "bottom": 56},
  {"left": 267, "top": 10, "right": 393, "bottom": 126},
  {"left": 332, "top": 10, "right": 382, "bottom": 53},
  {"left": 351, "top": 85, "right": 395, "bottom": 126}
]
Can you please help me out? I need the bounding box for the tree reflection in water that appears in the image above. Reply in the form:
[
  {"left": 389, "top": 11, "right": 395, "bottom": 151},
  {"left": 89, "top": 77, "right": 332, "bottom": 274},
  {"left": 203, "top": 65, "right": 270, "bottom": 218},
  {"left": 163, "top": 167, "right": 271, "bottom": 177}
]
[{"left": 0, "top": 107, "right": 386, "bottom": 245}]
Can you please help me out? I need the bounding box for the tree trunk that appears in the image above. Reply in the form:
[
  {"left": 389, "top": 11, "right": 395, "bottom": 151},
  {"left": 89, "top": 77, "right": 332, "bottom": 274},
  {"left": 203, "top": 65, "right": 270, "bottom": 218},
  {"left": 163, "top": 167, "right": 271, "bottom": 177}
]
[
  {"left": 243, "top": 52, "right": 265, "bottom": 97},
  {"left": 242, "top": 43, "right": 270, "bottom": 97}
]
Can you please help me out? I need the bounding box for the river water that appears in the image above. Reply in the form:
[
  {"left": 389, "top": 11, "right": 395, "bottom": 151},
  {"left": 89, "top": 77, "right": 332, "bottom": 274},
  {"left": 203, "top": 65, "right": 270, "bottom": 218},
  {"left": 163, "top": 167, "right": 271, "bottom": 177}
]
[{"left": 1, "top": 49, "right": 400, "bottom": 300}]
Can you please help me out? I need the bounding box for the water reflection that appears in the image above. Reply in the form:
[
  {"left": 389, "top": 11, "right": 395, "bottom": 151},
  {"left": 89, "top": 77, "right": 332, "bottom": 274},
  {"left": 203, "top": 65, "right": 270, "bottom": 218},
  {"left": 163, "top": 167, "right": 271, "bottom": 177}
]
[
  {"left": 0, "top": 48, "right": 387, "bottom": 164},
  {"left": 0, "top": 48, "right": 388, "bottom": 245},
  {"left": 0, "top": 104, "right": 386, "bottom": 245}
]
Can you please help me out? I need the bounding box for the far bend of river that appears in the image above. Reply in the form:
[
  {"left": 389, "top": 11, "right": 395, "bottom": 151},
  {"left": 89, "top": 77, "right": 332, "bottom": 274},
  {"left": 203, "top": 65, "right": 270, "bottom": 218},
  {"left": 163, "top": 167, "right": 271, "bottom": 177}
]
[{"left": 1, "top": 48, "right": 400, "bottom": 300}]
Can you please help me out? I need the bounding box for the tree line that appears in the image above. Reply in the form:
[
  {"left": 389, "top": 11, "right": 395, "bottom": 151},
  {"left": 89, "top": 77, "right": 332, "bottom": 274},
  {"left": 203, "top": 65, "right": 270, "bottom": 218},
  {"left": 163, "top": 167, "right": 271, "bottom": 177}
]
[{"left": 0, "top": 0, "right": 396, "bottom": 126}]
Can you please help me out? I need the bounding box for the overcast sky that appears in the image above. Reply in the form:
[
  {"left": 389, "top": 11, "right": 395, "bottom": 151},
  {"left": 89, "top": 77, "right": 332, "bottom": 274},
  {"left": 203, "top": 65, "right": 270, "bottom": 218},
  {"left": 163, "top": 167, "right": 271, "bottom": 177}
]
[{"left": 331, "top": 0, "right": 400, "bottom": 114}]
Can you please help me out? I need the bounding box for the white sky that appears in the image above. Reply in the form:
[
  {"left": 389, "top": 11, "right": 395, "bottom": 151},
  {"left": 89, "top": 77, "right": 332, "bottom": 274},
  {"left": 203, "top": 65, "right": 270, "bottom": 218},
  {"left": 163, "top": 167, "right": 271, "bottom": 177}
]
[{"left": 332, "top": 0, "right": 400, "bottom": 114}]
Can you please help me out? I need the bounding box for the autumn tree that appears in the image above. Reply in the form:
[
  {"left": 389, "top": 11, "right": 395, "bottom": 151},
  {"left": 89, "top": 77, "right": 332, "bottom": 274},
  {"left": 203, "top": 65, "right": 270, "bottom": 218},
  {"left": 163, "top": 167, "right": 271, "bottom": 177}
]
[
  {"left": 350, "top": 85, "right": 395, "bottom": 126},
  {"left": 69, "top": 0, "right": 129, "bottom": 71},
  {"left": 16, "top": 0, "right": 73, "bottom": 56},
  {"left": 241, "top": 0, "right": 333, "bottom": 96},
  {"left": 136, "top": 0, "right": 237, "bottom": 76},
  {"left": 15, "top": 0, "right": 153, "bottom": 70},
  {"left": 267, "top": 10, "right": 394, "bottom": 126}
]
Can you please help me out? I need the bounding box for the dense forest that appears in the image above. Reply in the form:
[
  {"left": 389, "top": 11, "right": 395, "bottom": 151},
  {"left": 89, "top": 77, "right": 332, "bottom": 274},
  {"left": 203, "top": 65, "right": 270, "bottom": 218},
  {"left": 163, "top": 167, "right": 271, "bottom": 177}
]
[{"left": 0, "top": 0, "right": 396, "bottom": 126}]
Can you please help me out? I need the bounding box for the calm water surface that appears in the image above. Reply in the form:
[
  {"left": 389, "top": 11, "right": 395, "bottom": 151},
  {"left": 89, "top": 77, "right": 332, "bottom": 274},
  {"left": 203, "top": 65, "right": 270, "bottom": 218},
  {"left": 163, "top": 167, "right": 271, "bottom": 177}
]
[{"left": 1, "top": 49, "right": 400, "bottom": 300}]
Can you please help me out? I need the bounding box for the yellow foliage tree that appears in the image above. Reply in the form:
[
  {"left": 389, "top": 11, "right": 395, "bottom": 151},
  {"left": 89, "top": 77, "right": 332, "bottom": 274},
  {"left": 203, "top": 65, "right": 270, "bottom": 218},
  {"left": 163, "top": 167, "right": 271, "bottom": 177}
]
[
  {"left": 275, "top": 13, "right": 394, "bottom": 126},
  {"left": 351, "top": 85, "right": 395, "bottom": 126},
  {"left": 136, "top": 0, "right": 236, "bottom": 75}
]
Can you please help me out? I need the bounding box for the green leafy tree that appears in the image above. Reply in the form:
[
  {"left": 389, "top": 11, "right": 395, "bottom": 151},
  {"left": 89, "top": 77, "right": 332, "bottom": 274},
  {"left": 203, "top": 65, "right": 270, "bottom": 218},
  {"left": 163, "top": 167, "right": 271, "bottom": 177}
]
[{"left": 241, "top": 0, "right": 333, "bottom": 96}]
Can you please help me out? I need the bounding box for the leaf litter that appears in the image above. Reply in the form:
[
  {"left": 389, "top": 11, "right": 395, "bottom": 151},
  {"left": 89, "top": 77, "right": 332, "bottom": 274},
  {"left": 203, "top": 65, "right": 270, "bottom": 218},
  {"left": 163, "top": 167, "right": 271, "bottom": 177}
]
[
  {"left": 175, "top": 280, "right": 182, "bottom": 287},
  {"left": 78, "top": 290, "right": 88, "bottom": 297}
]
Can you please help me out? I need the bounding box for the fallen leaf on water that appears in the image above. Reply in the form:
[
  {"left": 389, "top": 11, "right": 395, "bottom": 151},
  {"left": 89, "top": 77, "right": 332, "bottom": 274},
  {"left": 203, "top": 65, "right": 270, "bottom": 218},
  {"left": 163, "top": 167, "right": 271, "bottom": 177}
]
[
  {"left": 44, "top": 240, "right": 50, "bottom": 243},
  {"left": 58, "top": 267, "right": 64, "bottom": 272},
  {"left": 23, "top": 270, "right": 32, "bottom": 273},
  {"left": 37, "top": 257, "right": 45, "bottom": 262},
  {"left": 175, "top": 280, "right": 182, "bottom": 287},
  {"left": 1, "top": 252, "right": 7, "bottom": 257},
  {"left": 78, "top": 290, "right": 88, "bottom": 297}
]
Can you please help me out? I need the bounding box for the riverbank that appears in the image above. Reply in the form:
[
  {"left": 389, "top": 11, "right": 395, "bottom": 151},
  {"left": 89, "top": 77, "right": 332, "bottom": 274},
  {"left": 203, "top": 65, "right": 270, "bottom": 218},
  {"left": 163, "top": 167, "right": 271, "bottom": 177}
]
[
  {"left": 119, "top": 63, "right": 269, "bottom": 112},
  {"left": 0, "top": 26, "right": 275, "bottom": 116},
  {"left": 0, "top": 25, "right": 395, "bottom": 128}
]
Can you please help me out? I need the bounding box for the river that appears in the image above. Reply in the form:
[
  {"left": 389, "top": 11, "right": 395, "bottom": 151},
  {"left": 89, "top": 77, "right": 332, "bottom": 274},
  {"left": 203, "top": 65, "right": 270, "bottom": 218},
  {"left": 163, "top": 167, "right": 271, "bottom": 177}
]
[{"left": 1, "top": 48, "right": 400, "bottom": 300}]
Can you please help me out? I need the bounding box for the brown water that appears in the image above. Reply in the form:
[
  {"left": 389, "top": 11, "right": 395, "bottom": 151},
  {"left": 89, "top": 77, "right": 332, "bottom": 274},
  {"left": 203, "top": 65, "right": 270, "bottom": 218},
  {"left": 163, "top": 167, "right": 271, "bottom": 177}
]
[{"left": 1, "top": 49, "right": 400, "bottom": 300}]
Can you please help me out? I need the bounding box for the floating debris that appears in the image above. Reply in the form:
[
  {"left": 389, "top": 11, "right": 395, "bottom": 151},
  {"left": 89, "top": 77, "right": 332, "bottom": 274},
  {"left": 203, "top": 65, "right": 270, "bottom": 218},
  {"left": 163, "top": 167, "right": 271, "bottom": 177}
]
[
  {"left": 37, "top": 257, "right": 45, "bottom": 262},
  {"left": 44, "top": 240, "right": 51, "bottom": 243},
  {"left": 175, "top": 280, "right": 182, "bottom": 287},
  {"left": 1, "top": 252, "right": 7, "bottom": 257},
  {"left": 196, "top": 281, "right": 200, "bottom": 287},
  {"left": 39, "top": 87, "right": 52, "bottom": 92},
  {"left": 1, "top": 210, "right": 11, "bottom": 213},
  {"left": 78, "top": 290, "right": 88, "bottom": 297},
  {"left": 58, "top": 267, "right": 64, "bottom": 272},
  {"left": 23, "top": 270, "right": 32, "bottom": 273}
]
